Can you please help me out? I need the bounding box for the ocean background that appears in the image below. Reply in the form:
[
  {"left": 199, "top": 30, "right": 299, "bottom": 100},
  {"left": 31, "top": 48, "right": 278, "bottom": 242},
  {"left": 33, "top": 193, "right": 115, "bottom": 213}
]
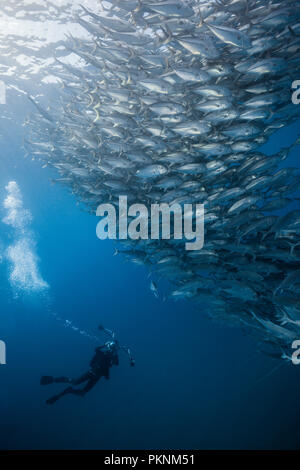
[{"left": 0, "top": 100, "right": 299, "bottom": 450}]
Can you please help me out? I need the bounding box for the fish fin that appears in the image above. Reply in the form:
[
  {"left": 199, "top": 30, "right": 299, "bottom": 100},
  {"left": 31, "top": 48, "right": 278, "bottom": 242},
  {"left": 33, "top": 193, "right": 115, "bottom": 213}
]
[
  {"left": 160, "top": 25, "right": 172, "bottom": 45},
  {"left": 288, "top": 26, "right": 297, "bottom": 37}
]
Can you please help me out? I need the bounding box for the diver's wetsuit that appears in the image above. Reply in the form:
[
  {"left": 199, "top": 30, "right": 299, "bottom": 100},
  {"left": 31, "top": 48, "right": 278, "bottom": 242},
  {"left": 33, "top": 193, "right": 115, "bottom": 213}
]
[
  {"left": 41, "top": 326, "right": 134, "bottom": 405},
  {"left": 42, "top": 346, "right": 119, "bottom": 405}
]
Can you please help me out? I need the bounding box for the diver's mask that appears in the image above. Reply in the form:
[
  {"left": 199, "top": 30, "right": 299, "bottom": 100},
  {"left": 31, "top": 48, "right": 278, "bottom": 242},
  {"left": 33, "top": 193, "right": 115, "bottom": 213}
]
[{"left": 105, "top": 341, "right": 117, "bottom": 353}]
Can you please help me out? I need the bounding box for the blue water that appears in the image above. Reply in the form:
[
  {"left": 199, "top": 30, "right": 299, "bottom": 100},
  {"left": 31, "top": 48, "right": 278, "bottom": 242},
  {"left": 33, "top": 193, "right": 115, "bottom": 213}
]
[{"left": 0, "top": 120, "right": 300, "bottom": 450}]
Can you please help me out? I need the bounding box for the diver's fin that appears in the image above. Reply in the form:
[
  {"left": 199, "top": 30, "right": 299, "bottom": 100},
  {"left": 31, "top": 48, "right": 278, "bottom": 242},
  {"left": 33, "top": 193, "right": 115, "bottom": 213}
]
[
  {"left": 46, "top": 394, "right": 61, "bottom": 405},
  {"left": 40, "top": 376, "right": 54, "bottom": 386},
  {"left": 54, "top": 376, "right": 72, "bottom": 383},
  {"left": 46, "top": 387, "right": 73, "bottom": 405}
]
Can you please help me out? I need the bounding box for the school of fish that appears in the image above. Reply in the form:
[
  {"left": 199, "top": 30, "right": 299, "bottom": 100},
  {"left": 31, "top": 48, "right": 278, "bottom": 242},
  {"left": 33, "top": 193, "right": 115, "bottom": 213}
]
[{"left": 2, "top": 0, "right": 300, "bottom": 361}]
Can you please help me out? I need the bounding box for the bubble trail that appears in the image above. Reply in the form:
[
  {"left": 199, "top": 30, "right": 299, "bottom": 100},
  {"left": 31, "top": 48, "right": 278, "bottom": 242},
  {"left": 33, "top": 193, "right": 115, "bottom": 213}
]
[{"left": 2, "top": 181, "right": 98, "bottom": 342}]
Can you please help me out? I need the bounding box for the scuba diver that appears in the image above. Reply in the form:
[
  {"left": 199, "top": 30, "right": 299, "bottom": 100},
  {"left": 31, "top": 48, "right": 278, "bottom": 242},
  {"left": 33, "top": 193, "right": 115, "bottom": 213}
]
[{"left": 40, "top": 325, "right": 135, "bottom": 405}]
